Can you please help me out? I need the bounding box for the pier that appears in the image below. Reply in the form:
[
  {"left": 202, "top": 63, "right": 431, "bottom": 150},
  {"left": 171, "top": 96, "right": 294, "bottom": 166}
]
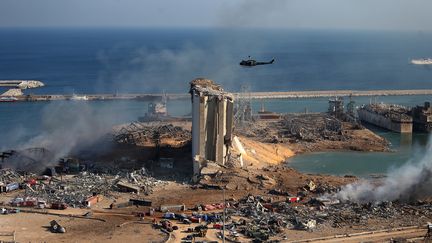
[
  {"left": 241, "top": 89, "right": 432, "bottom": 99},
  {"left": 5, "top": 89, "right": 432, "bottom": 102}
]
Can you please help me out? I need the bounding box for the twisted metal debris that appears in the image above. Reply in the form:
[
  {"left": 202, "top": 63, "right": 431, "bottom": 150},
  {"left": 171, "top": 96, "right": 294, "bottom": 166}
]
[
  {"left": 113, "top": 122, "right": 191, "bottom": 146},
  {"left": 16, "top": 168, "right": 166, "bottom": 207}
]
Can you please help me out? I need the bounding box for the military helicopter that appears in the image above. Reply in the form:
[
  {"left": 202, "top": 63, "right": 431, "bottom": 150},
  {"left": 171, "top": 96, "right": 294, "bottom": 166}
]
[{"left": 239, "top": 56, "right": 275, "bottom": 67}]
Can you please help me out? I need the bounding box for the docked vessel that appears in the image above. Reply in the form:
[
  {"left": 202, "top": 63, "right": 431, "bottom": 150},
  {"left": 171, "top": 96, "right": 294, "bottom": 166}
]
[
  {"left": 411, "top": 58, "right": 432, "bottom": 65},
  {"left": 138, "top": 102, "right": 168, "bottom": 122},
  {"left": 357, "top": 103, "right": 412, "bottom": 133},
  {"left": 0, "top": 96, "right": 18, "bottom": 102}
]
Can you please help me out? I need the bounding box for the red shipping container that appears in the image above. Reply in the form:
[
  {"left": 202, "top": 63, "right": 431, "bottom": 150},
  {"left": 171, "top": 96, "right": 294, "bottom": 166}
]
[
  {"left": 213, "top": 223, "right": 223, "bottom": 230},
  {"left": 288, "top": 197, "right": 300, "bottom": 203},
  {"left": 26, "top": 179, "right": 37, "bottom": 186},
  {"left": 189, "top": 217, "right": 201, "bottom": 223},
  {"left": 22, "top": 201, "right": 35, "bottom": 207}
]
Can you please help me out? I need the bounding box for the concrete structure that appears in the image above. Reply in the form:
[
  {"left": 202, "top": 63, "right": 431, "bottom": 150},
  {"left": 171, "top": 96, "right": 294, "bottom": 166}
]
[
  {"left": 357, "top": 104, "right": 413, "bottom": 133},
  {"left": 8, "top": 89, "right": 432, "bottom": 102},
  {"left": 411, "top": 102, "right": 432, "bottom": 132},
  {"left": 190, "top": 78, "right": 234, "bottom": 177}
]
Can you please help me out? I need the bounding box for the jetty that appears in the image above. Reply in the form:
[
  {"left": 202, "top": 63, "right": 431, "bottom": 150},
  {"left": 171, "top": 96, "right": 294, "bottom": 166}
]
[
  {"left": 0, "top": 80, "right": 45, "bottom": 96},
  {"left": 4, "top": 89, "right": 432, "bottom": 102}
]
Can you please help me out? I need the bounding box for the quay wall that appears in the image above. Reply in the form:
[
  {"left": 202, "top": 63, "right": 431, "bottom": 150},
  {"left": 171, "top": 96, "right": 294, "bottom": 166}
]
[{"left": 357, "top": 109, "right": 413, "bottom": 133}]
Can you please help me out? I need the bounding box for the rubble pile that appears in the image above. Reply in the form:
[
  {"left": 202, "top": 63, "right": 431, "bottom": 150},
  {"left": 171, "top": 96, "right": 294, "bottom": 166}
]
[
  {"left": 114, "top": 122, "right": 191, "bottom": 146},
  {"left": 235, "top": 114, "right": 345, "bottom": 144},
  {"left": 281, "top": 114, "right": 343, "bottom": 142},
  {"left": 119, "top": 167, "right": 166, "bottom": 195},
  {"left": 235, "top": 113, "right": 389, "bottom": 152},
  {"left": 25, "top": 172, "right": 113, "bottom": 206},
  {"left": 362, "top": 103, "right": 412, "bottom": 121},
  {"left": 0, "top": 169, "right": 26, "bottom": 184},
  {"left": 229, "top": 195, "right": 316, "bottom": 239},
  {"left": 311, "top": 200, "right": 432, "bottom": 228},
  {"left": 219, "top": 194, "right": 432, "bottom": 241},
  {"left": 7, "top": 167, "right": 166, "bottom": 207}
]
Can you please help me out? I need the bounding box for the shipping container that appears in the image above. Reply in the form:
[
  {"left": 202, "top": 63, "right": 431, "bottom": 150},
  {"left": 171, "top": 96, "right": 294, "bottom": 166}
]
[{"left": 6, "top": 182, "right": 19, "bottom": 192}]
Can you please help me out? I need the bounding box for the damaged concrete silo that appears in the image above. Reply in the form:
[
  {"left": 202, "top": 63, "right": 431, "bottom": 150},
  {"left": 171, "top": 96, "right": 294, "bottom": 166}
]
[{"left": 189, "top": 78, "right": 234, "bottom": 178}]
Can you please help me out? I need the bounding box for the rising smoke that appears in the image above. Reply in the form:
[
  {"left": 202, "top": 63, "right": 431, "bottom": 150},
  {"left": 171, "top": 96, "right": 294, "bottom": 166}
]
[
  {"left": 336, "top": 136, "right": 432, "bottom": 203},
  {"left": 96, "top": 43, "right": 251, "bottom": 93},
  {"left": 95, "top": 1, "right": 291, "bottom": 94},
  {"left": 3, "top": 101, "right": 115, "bottom": 171},
  {"left": 2, "top": 1, "right": 291, "bottom": 170}
]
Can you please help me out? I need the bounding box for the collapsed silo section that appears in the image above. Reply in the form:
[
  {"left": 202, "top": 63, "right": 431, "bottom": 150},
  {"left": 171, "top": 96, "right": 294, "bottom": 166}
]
[{"left": 189, "top": 78, "right": 234, "bottom": 180}]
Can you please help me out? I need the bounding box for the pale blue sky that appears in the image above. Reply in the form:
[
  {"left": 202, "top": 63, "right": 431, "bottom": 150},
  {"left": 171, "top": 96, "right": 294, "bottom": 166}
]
[{"left": 0, "top": 0, "right": 430, "bottom": 30}]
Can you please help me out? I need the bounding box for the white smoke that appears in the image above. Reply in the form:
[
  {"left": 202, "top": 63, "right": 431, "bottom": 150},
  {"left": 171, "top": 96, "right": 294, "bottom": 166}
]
[
  {"left": 336, "top": 136, "right": 432, "bottom": 202},
  {"left": 9, "top": 101, "right": 115, "bottom": 169},
  {"left": 96, "top": 43, "right": 244, "bottom": 93}
]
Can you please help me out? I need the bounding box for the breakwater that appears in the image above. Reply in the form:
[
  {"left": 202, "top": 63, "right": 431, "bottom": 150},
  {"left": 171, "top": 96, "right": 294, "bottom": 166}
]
[{"left": 6, "top": 89, "right": 432, "bottom": 102}]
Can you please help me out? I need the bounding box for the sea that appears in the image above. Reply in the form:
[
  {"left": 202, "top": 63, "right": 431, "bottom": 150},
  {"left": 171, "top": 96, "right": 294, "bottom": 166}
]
[{"left": 1, "top": 28, "right": 432, "bottom": 176}]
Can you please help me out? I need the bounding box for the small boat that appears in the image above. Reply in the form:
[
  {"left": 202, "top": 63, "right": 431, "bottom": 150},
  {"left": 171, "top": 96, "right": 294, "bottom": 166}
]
[
  {"left": 411, "top": 58, "right": 432, "bottom": 65},
  {"left": 0, "top": 96, "right": 18, "bottom": 102}
]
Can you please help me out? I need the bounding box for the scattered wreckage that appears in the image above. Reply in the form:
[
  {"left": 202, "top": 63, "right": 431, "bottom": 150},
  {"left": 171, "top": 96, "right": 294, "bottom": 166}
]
[
  {"left": 50, "top": 220, "right": 66, "bottom": 233},
  {"left": 151, "top": 180, "right": 432, "bottom": 242},
  {"left": 113, "top": 122, "right": 191, "bottom": 147},
  {"left": 0, "top": 167, "right": 166, "bottom": 209}
]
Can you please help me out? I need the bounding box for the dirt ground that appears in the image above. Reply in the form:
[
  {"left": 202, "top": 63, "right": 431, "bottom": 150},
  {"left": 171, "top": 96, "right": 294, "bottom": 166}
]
[
  {"left": 0, "top": 165, "right": 357, "bottom": 243},
  {"left": 1, "top": 168, "right": 431, "bottom": 243}
]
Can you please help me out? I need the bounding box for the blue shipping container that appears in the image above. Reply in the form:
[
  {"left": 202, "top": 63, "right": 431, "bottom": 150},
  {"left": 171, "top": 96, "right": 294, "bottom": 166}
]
[{"left": 6, "top": 182, "right": 19, "bottom": 192}]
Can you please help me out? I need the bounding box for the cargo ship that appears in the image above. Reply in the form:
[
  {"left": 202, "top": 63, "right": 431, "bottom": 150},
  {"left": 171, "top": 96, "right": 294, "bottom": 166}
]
[
  {"left": 411, "top": 58, "right": 432, "bottom": 65},
  {"left": 357, "top": 103, "right": 412, "bottom": 133}
]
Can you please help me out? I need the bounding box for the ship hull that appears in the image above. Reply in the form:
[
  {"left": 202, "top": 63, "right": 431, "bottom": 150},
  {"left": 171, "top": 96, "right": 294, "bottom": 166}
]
[
  {"left": 358, "top": 109, "right": 412, "bottom": 133},
  {"left": 0, "top": 97, "right": 18, "bottom": 102},
  {"left": 411, "top": 59, "right": 432, "bottom": 65}
]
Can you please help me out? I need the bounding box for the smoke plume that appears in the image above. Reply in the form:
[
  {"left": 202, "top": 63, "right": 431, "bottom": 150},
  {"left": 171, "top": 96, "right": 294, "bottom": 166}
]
[
  {"left": 336, "top": 136, "right": 432, "bottom": 202},
  {"left": 96, "top": 43, "right": 245, "bottom": 93},
  {"left": 3, "top": 101, "right": 115, "bottom": 171}
]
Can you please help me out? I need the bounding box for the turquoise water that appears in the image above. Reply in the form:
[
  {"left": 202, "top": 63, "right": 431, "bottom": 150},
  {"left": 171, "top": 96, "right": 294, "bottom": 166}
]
[
  {"left": 248, "top": 95, "right": 432, "bottom": 177},
  {"left": 287, "top": 133, "right": 429, "bottom": 177},
  {"left": 284, "top": 108, "right": 431, "bottom": 177}
]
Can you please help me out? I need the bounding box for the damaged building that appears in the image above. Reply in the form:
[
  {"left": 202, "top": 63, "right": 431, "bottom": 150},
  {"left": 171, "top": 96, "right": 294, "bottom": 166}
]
[{"left": 189, "top": 78, "right": 234, "bottom": 178}]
